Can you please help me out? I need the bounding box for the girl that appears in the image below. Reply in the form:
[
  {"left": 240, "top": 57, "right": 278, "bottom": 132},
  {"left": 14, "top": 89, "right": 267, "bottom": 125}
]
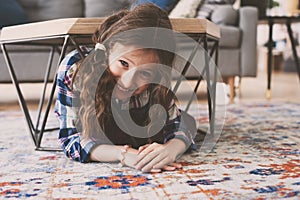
[{"left": 55, "top": 4, "right": 196, "bottom": 173}]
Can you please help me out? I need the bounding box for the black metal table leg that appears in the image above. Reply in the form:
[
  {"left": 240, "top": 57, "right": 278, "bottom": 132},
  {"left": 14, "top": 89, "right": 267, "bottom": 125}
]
[
  {"left": 1, "top": 35, "right": 88, "bottom": 151},
  {"left": 36, "top": 36, "right": 70, "bottom": 150},
  {"left": 173, "top": 34, "right": 217, "bottom": 135},
  {"left": 1, "top": 44, "right": 37, "bottom": 146},
  {"left": 35, "top": 46, "right": 55, "bottom": 131},
  {"left": 211, "top": 40, "right": 218, "bottom": 136},
  {"left": 286, "top": 19, "right": 300, "bottom": 81},
  {"left": 202, "top": 36, "right": 214, "bottom": 134},
  {"left": 1, "top": 42, "right": 64, "bottom": 151},
  {"left": 267, "top": 19, "right": 274, "bottom": 99},
  {"left": 184, "top": 41, "right": 218, "bottom": 113},
  {"left": 173, "top": 36, "right": 204, "bottom": 94}
]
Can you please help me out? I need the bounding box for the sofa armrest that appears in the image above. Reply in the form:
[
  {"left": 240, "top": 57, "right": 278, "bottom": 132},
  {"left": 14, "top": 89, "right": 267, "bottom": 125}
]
[{"left": 239, "top": 6, "right": 258, "bottom": 77}]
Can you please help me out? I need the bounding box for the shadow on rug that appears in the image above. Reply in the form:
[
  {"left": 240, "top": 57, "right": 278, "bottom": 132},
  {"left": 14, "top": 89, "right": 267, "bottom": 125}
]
[{"left": 0, "top": 101, "right": 299, "bottom": 199}]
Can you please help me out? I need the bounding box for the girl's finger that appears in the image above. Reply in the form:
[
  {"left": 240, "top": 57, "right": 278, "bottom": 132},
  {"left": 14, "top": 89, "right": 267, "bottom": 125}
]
[
  {"left": 135, "top": 143, "right": 158, "bottom": 164},
  {"left": 152, "top": 156, "right": 171, "bottom": 170},
  {"left": 137, "top": 144, "right": 150, "bottom": 154},
  {"left": 162, "top": 165, "right": 176, "bottom": 171},
  {"left": 169, "top": 162, "right": 182, "bottom": 169},
  {"left": 135, "top": 148, "right": 154, "bottom": 165},
  {"left": 150, "top": 168, "right": 162, "bottom": 173},
  {"left": 136, "top": 151, "right": 162, "bottom": 172}
]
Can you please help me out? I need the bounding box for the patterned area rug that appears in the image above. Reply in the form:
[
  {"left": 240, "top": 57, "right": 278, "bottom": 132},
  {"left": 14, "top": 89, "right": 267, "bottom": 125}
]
[{"left": 0, "top": 101, "right": 299, "bottom": 199}]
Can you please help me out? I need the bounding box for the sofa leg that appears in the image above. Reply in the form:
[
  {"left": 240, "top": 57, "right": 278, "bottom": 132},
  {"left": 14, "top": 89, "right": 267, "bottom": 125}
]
[
  {"left": 227, "top": 76, "right": 235, "bottom": 103},
  {"left": 238, "top": 77, "right": 242, "bottom": 97}
]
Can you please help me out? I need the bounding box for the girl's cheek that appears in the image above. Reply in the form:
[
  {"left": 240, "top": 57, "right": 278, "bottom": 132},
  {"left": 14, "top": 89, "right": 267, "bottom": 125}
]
[{"left": 110, "top": 67, "right": 122, "bottom": 78}]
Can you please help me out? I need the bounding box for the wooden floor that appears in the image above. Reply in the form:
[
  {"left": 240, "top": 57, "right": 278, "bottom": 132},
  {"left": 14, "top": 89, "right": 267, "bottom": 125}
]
[
  {"left": 0, "top": 69, "right": 299, "bottom": 111},
  {"left": 239, "top": 70, "right": 300, "bottom": 103}
]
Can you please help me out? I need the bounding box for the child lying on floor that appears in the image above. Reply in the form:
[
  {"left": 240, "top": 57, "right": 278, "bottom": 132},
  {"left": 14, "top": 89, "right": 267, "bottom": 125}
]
[{"left": 55, "top": 4, "right": 196, "bottom": 173}]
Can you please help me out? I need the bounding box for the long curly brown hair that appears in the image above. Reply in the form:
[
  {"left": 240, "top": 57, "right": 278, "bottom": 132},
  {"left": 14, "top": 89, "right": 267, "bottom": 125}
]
[{"left": 73, "top": 4, "right": 176, "bottom": 144}]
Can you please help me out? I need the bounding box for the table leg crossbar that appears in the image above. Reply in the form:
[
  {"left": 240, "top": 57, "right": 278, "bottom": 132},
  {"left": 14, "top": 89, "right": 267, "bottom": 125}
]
[
  {"left": 1, "top": 35, "right": 87, "bottom": 151},
  {"left": 173, "top": 34, "right": 218, "bottom": 135}
]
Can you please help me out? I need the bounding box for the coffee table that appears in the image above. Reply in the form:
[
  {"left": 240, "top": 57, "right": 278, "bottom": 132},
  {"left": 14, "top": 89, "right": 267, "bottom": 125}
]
[{"left": 0, "top": 18, "right": 220, "bottom": 150}]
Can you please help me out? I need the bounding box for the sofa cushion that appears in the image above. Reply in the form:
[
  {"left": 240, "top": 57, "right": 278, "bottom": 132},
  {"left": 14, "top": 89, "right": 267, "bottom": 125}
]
[
  {"left": 196, "top": 0, "right": 235, "bottom": 19},
  {"left": 131, "top": 0, "right": 179, "bottom": 13},
  {"left": 211, "top": 5, "right": 238, "bottom": 26},
  {"left": 85, "top": 0, "right": 130, "bottom": 17},
  {"left": 0, "top": 0, "right": 28, "bottom": 28},
  {"left": 169, "top": 0, "right": 203, "bottom": 18},
  {"left": 219, "top": 25, "right": 241, "bottom": 48},
  {"left": 17, "top": 0, "right": 83, "bottom": 22}
]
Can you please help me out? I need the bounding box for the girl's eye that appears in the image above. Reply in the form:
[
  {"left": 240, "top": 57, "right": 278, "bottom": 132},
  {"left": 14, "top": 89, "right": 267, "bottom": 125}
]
[{"left": 119, "top": 60, "right": 129, "bottom": 68}]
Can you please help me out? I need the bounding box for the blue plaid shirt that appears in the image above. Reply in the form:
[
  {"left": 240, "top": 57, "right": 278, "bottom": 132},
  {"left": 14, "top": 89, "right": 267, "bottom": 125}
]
[{"left": 54, "top": 48, "right": 195, "bottom": 163}]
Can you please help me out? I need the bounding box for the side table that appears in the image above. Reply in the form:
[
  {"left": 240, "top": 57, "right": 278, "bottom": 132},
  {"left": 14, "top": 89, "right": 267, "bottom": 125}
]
[
  {"left": 260, "top": 16, "right": 300, "bottom": 99},
  {"left": 0, "top": 18, "right": 220, "bottom": 150}
]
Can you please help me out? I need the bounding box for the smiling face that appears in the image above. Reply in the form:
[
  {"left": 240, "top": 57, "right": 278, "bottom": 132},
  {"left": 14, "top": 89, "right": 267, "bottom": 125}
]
[{"left": 108, "top": 43, "right": 160, "bottom": 100}]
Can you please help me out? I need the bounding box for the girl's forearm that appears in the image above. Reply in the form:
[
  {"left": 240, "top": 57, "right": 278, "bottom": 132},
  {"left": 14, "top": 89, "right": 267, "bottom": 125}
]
[
  {"left": 90, "top": 144, "right": 124, "bottom": 162},
  {"left": 89, "top": 139, "right": 186, "bottom": 166},
  {"left": 90, "top": 144, "right": 138, "bottom": 168}
]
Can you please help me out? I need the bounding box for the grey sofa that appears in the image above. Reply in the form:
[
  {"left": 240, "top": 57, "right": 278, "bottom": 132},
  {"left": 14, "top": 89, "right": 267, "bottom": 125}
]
[
  {"left": 210, "top": 5, "right": 258, "bottom": 101},
  {"left": 0, "top": 0, "right": 258, "bottom": 102},
  {"left": 212, "top": 6, "right": 258, "bottom": 78},
  {"left": 171, "top": 4, "right": 258, "bottom": 102},
  {"left": 0, "top": 0, "right": 131, "bottom": 83}
]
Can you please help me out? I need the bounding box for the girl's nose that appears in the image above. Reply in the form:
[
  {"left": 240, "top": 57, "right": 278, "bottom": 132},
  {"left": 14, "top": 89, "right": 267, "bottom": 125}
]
[{"left": 120, "top": 68, "right": 137, "bottom": 88}]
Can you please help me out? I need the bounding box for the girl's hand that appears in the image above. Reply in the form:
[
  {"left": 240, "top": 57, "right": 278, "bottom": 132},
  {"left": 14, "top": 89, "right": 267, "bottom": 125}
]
[
  {"left": 121, "top": 146, "right": 181, "bottom": 172},
  {"left": 137, "top": 144, "right": 182, "bottom": 173},
  {"left": 135, "top": 140, "right": 186, "bottom": 172},
  {"left": 121, "top": 148, "right": 138, "bottom": 168},
  {"left": 121, "top": 149, "right": 180, "bottom": 173}
]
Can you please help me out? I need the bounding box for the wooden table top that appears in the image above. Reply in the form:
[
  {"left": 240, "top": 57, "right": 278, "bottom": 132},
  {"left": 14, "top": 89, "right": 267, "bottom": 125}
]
[
  {"left": 0, "top": 18, "right": 220, "bottom": 44},
  {"left": 259, "top": 15, "right": 300, "bottom": 24}
]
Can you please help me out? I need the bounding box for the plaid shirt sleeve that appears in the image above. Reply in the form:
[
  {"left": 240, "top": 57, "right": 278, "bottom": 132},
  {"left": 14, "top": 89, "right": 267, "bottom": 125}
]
[
  {"left": 164, "top": 100, "right": 197, "bottom": 149},
  {"left": 54, "top": 48, "right": 97, "bottom": 163}
]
